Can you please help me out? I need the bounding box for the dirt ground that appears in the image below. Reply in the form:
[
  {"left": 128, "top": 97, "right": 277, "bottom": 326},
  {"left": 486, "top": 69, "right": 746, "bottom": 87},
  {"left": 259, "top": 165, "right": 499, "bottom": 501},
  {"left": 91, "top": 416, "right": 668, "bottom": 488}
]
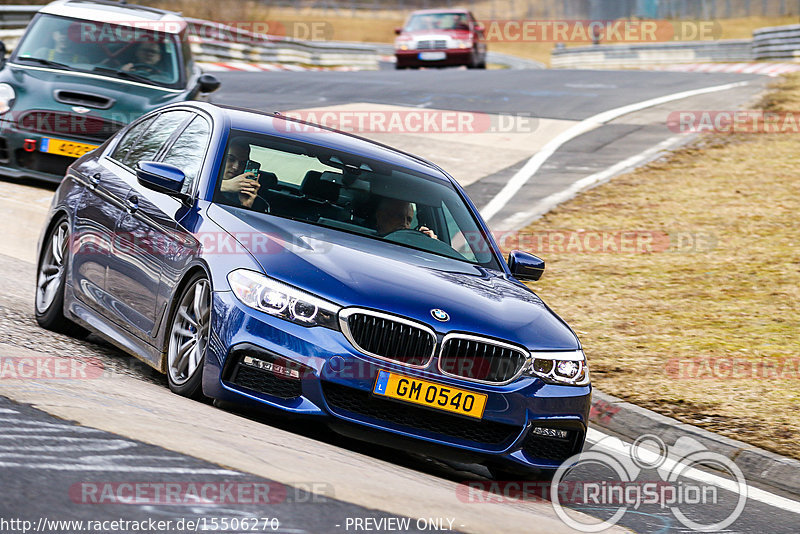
[{"left": 513, "top": 74, "right": 800, "bottom": 459}]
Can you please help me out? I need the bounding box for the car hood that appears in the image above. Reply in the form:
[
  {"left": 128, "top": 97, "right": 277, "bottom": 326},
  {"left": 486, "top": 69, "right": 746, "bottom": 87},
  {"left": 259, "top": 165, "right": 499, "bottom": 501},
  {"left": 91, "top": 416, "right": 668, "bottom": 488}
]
[
  {"left": 401, "top": 29, "right": 473, "bottom": 39},
  {"left": 3, "top": 63, "right": 184, "bottom": 121},
  {"left": 209, "top": 206, "right": 579, "bottom": 351}
]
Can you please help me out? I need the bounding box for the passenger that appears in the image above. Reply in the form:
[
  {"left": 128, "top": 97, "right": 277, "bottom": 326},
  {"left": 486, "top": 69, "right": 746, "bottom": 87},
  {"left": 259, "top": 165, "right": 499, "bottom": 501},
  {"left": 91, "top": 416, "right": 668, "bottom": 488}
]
[
  {"left": 219, "top": 139, "right": 261, "bottom": 209},
  {"left": 374, "top": 197, "right": 437, "bottom": 239},
  {"left": 34, "top": 28, "right": 87, "bottom": 64}
]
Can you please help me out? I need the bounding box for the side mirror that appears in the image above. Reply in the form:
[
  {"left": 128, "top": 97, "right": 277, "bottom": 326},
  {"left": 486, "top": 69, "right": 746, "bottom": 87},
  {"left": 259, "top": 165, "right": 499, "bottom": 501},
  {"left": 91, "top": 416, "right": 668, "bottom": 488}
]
[
  {"left": 507, "top": 250, "right": 545, "bottom": 281},
  {"left": 0, "top": 41, "right": 6, "bottom": 67},
  {"left": 197, "top": 73, "right": 220, "bottom": 94},
  {"left": 394, "top": 27, "right": 403, "bottom": 35},
  {"left": 474, "top": 22, "right": 484, "bottom": 32},
  {"left": 136, "top": 161, "right": 186, "bottom": 198}
]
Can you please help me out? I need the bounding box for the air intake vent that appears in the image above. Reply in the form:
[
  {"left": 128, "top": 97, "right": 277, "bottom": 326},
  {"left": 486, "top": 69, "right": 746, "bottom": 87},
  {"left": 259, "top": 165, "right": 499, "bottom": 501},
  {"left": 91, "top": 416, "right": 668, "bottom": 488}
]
[
  {"left": 54, "top": 90, "right": 114, "bottom": 109},
  {"left": 340, "top": 309, "right": 436, "bottom": 368},
  {"left": 439, "top": 334, "right": 528, "bottom": 384},
  {"left": 222, "top": 344, "right": 312, "bottom": 400}
]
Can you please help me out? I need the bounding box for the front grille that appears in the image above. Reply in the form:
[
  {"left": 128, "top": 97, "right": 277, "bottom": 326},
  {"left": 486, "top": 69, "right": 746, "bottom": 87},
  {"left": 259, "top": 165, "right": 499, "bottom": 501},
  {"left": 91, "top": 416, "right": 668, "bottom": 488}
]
[
  {"left": 323, "top": 381, "right": 520, "bottom": 445},
  {"left": 16, "top": 111, "right": 124, "bottom": 142},
  {"left": 342, "top": 310, "right": 435, "bottom": 367},
  {"left": 439, "top": 335, "right": 528, "bottom": 384},
  {"left": 521, "top": 429, "right": 582, "bottom": 462},
  {"left": 417, "top": 39, "right": 448, "bottom": 50}
]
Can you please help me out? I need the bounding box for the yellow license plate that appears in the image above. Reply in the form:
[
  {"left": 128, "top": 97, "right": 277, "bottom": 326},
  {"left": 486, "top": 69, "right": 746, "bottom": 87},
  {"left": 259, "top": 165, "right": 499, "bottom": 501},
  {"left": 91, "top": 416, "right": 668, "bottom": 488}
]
[
  {"left": 40, "top": 137, "right": 98, "bottom": 158},
  {"left": 373, "top": 370, "right": 487, "bottom": 419}
]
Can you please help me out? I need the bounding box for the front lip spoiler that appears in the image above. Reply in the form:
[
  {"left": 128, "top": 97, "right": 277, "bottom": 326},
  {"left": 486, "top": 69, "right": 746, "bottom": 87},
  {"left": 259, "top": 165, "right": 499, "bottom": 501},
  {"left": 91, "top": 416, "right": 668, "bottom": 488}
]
[{"left": 0, "top": 162, "right": 64, "bottom": 183}]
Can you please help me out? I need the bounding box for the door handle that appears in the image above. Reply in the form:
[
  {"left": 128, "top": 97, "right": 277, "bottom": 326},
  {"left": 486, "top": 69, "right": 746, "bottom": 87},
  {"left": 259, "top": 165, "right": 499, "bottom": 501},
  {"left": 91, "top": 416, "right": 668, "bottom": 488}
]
[{"left": 126, "top": 195, "right": 139, "bottom": 214}]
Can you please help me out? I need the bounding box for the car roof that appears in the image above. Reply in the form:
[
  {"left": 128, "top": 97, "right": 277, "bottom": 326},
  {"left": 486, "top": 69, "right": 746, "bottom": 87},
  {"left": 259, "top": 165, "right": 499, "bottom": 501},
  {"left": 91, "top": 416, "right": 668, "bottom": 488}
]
[
  {"left": 39, "top": 0, "right": 185, "bottom": 30},
  {"left": 407, "top": 8, "right": 472, "bottom": 15},
  {"left": 192, "top": 103, "right": 452, "bottom": 181}
]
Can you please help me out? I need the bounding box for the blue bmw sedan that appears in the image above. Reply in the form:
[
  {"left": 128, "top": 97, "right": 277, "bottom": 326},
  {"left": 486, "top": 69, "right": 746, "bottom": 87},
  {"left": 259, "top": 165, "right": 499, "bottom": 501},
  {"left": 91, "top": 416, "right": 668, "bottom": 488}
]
[{"left": 35, "top": 102, "right": 590, "bottom": 479}]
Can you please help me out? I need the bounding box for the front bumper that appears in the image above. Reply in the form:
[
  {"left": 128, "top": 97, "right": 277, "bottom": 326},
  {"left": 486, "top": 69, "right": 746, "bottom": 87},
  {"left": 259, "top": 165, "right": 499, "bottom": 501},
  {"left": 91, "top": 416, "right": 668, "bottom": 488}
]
[
  {"left": 0, "top": 119, "right": 100, "bottom": 182},
  {"left": 395, "top": 48, "right": 474, "bottom": 68},
  {"left": 204, "top": 291, "right": 591, "bottom": 470}
]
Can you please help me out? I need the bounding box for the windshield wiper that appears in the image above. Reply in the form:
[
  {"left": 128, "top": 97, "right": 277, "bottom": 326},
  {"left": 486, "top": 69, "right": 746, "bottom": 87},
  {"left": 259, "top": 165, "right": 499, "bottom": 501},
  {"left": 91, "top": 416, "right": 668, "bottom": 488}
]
[
  {"left": 17, "top": 57, "right": 74, "bottom": 71},
  {"left": 92, "top": 66, "right": 152, "bottom": 85}
]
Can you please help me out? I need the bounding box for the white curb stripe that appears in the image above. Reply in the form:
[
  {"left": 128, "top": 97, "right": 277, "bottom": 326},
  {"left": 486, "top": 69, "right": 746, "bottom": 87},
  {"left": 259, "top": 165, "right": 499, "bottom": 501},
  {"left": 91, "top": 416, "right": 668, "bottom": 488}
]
[
  {"left": 496, "top": 134, "right": 685, "bottom": 230},
  {"left": 479, "top": 81, "right": 750, "bottom": 223}
]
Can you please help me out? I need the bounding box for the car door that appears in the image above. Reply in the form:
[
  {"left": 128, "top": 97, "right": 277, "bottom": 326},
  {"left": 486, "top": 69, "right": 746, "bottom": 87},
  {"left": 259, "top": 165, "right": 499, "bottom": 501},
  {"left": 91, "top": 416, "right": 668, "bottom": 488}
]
[
  {"left": 102, "top": 109, "right": 194, "bottom": 339},
  {"left": 70, "top": 115, "right": 154, "bottom": 313},
  {"left": 109, "top": 111, "right": 210, "bottom": 343}
]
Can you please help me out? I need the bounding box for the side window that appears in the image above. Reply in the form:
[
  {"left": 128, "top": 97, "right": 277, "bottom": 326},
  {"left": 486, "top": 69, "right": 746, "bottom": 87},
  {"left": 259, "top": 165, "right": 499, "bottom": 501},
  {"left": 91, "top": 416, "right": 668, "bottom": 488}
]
[
  {"left": 110, "top": 117, "right": 154, "bottom": 164},
  {"left": 160, "top": 116, "right": 211, "bottom": 194},
  {"left": 122, "top": 111, "right": 192, "bottom": 168}
]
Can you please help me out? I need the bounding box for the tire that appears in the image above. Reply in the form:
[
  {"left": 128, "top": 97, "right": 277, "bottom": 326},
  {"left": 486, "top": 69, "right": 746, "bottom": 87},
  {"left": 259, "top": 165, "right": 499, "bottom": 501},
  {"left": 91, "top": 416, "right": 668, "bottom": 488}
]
[
  {"left": 166, "top": 273, "right": 211, "bottom": 399},
  {"left": 487, "top": 464, "right": 557, "bottom": 482},
  {"left": 34, "top": 216, "right": 87, "bottom": 337},
  {"left": 466, "top": 49, "right": 479, "bottom": 69}
]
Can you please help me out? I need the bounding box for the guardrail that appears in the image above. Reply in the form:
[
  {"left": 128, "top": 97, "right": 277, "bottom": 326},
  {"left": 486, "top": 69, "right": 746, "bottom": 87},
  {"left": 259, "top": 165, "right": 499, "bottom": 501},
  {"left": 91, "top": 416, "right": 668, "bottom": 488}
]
[
  {"left": 0, "top": 6, "right": 39, "bottom": 29},
  {"left": 0, "top": 7, "right": 379, "bottom": 70},
  {"left": 184, "top": 17, "right": 378, "bottom": 69},
  {"left": 551, "top": 40, "right": 754, "bottom": 68},
  {"left": 753, "top": 24, "right": 800, "bottom": 60}
]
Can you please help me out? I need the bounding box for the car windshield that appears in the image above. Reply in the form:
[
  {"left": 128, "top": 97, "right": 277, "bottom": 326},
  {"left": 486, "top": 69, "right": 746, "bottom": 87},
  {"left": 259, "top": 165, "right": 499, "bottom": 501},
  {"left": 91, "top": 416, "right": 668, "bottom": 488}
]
[
  {"left": 13, "top": 14, "right": 183, "bottom": 88},
  {"left": 405, "top": 13, "right": 470, "bottom": 31},
  {"left": 215, "top": 131, "right": 500, "bottom": 270}
]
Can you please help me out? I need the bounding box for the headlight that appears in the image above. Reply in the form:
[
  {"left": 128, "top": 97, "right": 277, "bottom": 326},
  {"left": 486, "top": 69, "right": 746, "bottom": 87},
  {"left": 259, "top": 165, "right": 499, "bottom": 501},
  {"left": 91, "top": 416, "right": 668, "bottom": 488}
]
[
  {"left": 394, "top": 37, "right": 411, "bottom": 50},
  {"left": 526, "top": 350, "right": 589, "bottom": 386},
  {"left": 227, "top": 269, "right": 340, "bottom": 329},
  {"left": 453, "top": 39, "right": 472, "bottom": 49},
  {"left": 0, "top": 83, "right": 15, "bottom": 114}
]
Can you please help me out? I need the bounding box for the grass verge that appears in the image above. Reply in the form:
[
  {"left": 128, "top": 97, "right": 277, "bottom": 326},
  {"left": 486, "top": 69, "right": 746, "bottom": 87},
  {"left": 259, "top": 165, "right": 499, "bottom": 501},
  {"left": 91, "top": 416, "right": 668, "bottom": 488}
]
[{"left": 513, "top": 74, "right": 800, "bottom": 459}]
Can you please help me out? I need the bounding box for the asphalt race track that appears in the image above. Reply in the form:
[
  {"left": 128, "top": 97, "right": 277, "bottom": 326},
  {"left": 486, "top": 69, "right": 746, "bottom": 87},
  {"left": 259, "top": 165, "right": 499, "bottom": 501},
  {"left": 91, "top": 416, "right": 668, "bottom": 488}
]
[{"left": 2, "top": 67, "right": 799, "bottom": 533}]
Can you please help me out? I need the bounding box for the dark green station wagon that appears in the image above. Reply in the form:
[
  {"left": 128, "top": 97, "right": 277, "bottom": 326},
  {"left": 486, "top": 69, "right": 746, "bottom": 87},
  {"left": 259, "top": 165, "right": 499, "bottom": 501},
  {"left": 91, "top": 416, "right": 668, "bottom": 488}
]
[{"left": 0, "top": 0, "right": 220, "bottom": 182}]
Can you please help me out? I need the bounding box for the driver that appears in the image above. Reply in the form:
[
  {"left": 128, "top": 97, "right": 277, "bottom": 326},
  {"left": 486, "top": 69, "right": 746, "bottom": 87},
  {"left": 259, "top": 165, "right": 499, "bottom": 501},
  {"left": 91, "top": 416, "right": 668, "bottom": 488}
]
[
  {"left": 219, "top": 139, "right": 261, "bottom": 209},
  {"left": 375, "top": 198, "right": 437, "bottom": 239},
  {"left": 122, "top": 42, "right": 163, "bottom": 74}
]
